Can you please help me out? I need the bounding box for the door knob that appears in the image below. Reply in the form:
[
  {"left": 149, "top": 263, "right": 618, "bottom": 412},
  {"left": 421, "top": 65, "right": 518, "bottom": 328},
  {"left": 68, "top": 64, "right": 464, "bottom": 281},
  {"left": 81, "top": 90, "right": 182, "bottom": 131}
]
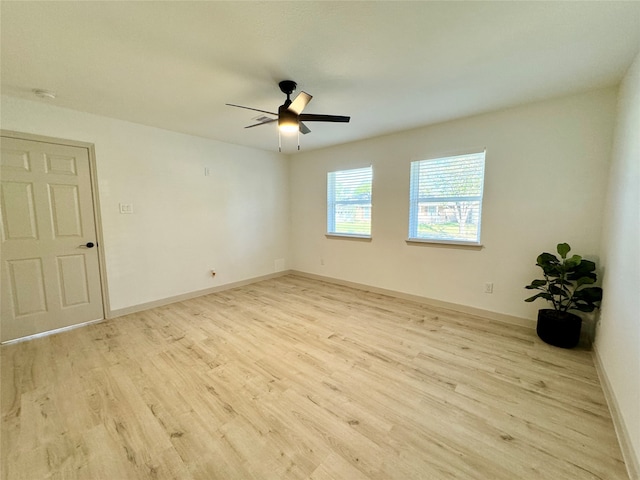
[{"left": 80, "top": 242, "right": 95, "bottom": 248}]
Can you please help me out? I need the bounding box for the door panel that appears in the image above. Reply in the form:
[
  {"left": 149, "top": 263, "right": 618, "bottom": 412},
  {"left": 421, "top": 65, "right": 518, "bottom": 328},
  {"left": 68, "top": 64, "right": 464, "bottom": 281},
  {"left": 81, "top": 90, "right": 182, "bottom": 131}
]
[
  {"left": 57, "top": 254, "right": 90, "bottom": 306},
  {"left": 1, "top": 181, "right": 38, "bottom": 239},
  {"left": 2, "top": 148, "right": 31, "bottom": 171},
  {"left": 7, "top": 258, "right": 47, "bottom": 316},
  {"left": 1, "top": 137, "right": 103, "bottom": 341},
  {"left": 45, "top": 154, "right": 77, "bottom": 175},
  {"left": 49, "top": 183, "right": 83, "bottom": 237}
]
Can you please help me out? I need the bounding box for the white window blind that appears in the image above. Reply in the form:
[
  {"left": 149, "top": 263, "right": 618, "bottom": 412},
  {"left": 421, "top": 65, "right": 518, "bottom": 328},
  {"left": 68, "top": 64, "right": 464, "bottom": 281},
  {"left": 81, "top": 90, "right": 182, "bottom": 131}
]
[
  {"left": 408, "top": 151, "right": 485, "bottom": 244},
  {"left": 327, "top": 166, "right": 372, "bottom": 237}
]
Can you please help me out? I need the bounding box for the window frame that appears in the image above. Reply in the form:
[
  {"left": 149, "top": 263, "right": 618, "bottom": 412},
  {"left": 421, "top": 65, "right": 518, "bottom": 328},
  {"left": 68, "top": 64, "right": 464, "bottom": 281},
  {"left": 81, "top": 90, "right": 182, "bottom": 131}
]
[
  {"left": 326, "top": 166, "right": 373, "bottom": 239},
  {"left": 407, "top": 150, "right": 486, "bottom": 246}
]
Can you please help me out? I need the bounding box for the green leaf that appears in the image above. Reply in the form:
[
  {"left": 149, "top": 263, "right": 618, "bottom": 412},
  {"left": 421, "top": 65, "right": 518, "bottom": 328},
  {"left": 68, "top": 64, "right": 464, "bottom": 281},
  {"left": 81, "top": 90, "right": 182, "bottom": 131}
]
[
  {"left": 572, "top": 302, "right": 596, "bottom": 312},
  {"left": 557, "top": 243, "right": 571, "bottom": 259},
  {"left": 568, "top": 260, "right": 597, "bottom": 281},
  {"left": 574, "top": 287, "right": 603, "bottom": 303},
  {"left": 537, "top": 252, "right": 559, "bottom": 266},
  {"left": 567, "top": 287, "right": 603, "bottom": 313},
  {"left": 564, "top": 255, "right": 582, "bottom": 268},
  {"left": 524, "top": 292, "right": 553, "bottom": 303},
  {"left": 576, "top": 276, "right": 596, "bottom": 287},
  {"left": 537, "top": 252, "right": 562, "bottom": 276},
  {"left": 549, "top": 285, "right": 569, "bottom": 297},
  {"left": 526, "top": 279, "right": 547, "bottom": 289}
]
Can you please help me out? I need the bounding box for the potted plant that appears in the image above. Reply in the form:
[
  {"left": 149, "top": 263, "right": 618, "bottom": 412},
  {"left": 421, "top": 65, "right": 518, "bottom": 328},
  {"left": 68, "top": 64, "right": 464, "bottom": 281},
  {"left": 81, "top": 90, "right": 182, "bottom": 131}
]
[{"left": 525, "top": 242, "right": 603, "bottom": 348}]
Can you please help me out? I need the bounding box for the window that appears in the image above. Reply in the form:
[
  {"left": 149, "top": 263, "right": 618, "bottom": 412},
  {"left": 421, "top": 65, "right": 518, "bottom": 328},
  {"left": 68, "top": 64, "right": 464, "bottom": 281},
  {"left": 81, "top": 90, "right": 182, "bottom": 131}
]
[
  {"left": 327, "top": 166, "right": 372, "bottom": 237},
  {"left": 408, "top": 151, "right": 485, "bottom": 244}
]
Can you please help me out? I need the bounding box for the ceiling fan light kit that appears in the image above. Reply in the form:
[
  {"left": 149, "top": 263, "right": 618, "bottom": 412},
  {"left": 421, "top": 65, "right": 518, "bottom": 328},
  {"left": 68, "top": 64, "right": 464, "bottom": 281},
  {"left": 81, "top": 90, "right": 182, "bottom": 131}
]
[
  {"left": 226, "top": 80, "right": 350, "bottom": 151},
  {"left": 277, "top": 108, "right": 299, "bottom": 133}
]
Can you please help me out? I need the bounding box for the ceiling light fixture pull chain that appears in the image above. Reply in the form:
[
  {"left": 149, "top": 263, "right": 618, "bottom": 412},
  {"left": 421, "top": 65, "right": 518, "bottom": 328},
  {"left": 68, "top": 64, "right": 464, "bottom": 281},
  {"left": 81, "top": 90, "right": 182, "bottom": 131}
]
[{"left": 278, "top": 130, "right": 282, "bottom": 153}]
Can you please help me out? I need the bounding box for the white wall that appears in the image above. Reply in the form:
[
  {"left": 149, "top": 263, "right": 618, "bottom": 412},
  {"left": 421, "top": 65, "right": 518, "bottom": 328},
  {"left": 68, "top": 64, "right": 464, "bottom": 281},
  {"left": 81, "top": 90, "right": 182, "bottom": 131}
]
[
  {"left": 596, "top": 52, "right": 640, "bottom": 473},
  {"left": 1, "top": 95, "right": 290, "bottom": 312},
  {"left": 290, "top": 88, "right": 617, "bottom": 321}
]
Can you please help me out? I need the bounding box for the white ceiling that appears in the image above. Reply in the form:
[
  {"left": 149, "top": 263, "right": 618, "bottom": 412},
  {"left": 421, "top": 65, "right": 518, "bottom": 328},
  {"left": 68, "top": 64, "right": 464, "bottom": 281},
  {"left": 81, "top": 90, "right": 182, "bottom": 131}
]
[{"left": 2, "top": 1, "right": 639, "bottom": 154}]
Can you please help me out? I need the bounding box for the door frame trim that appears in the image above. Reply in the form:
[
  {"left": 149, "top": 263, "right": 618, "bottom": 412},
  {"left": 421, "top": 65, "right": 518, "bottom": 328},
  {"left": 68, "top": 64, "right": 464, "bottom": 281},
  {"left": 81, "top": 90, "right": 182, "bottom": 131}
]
[{"left": 1, "top": 129, "right": 111, "bottom": 328}]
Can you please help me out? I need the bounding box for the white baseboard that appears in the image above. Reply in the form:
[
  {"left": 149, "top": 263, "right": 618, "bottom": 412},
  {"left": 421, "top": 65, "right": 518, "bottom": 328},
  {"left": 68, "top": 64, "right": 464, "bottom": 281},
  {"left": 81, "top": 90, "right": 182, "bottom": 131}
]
[
  {"left": 109, "top": 270, "right": 292, "bottom": 318},
  {"left": 592, "top": 345, "right": 640, "bottom": 480},
  {"left": 289, "top": 270, "right": 535, "bottom": 329}
]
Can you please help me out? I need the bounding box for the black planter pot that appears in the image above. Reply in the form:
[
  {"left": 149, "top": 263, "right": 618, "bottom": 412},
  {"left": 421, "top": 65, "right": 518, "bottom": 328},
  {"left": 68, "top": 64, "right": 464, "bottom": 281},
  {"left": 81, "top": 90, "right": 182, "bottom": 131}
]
[{"left": 536, "top": 309, "right": 582, "bottom": 348}]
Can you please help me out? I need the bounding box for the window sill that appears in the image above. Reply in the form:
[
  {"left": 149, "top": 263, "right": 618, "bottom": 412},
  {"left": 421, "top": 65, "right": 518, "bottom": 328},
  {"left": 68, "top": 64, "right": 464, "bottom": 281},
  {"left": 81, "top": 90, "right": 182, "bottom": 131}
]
[
  {"left": 406, "top": 238, "right": 484, "bottom": 249},
  {"left": 326, "top": 233, "right": 372, "bottom": 241}
]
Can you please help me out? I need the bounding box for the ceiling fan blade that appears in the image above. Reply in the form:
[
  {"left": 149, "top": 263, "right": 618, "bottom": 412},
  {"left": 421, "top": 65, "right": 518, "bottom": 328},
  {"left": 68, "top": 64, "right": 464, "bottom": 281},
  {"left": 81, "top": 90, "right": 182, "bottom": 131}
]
[
  {"left": 244, "top": 119, "right": 277, "bottom": 129},
  {"left": 299, "top": 114, "right": 350, "bottom": 123},
  {"left": 299, "top": 122, "right": 311, "bottom": 134},
  {"left": 288, "top": 91, "right": 312, "bottom": 115},
  {"left": 226, "top": 103, "right": 277, "bottom": 116}
]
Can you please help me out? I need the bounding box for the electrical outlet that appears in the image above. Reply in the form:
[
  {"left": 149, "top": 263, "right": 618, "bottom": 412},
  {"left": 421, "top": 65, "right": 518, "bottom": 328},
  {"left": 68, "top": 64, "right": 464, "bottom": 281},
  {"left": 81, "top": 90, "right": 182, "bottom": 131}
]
[
  {"left": 484, "top": 282, "right": 494, "bottom": 294},
  {"left": 119, "top": 203, "right": 134, "bottom": 214}
]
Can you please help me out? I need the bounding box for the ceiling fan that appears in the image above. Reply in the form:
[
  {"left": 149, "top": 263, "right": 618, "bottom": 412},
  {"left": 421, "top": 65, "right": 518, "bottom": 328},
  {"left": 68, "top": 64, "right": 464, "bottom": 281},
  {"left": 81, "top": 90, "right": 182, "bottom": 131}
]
[{"left": 226, "top": 80, "right": 350, "bottom": 150}]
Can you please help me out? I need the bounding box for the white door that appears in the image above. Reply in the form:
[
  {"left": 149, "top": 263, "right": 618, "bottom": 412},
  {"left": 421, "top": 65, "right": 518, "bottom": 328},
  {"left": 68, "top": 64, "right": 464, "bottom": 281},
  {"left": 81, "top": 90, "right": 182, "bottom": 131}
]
[{"left": 1, "top": 137, "right": 104, "bottom": 342}]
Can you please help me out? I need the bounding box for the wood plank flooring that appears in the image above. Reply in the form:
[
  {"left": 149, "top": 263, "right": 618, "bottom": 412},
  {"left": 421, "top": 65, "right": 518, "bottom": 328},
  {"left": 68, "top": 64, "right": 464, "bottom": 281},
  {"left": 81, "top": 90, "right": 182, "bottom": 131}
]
[{"left": 1, "top": 274, "right": 629, "bottom": 479}]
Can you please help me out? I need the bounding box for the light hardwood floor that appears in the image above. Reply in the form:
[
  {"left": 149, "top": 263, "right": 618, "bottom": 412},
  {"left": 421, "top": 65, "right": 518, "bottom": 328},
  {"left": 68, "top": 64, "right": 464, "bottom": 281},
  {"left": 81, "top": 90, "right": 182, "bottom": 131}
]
[{"left": 1, "top": 275, "right": 628, "bottom": 479}]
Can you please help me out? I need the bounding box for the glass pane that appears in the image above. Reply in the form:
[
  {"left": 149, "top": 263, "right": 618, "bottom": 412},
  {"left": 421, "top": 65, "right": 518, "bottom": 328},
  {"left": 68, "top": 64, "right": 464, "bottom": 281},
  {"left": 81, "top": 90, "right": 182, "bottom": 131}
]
[
  {"left": 334, "top": 204, "right": 371, "bottom": 235},
  {"left": 415, "top": 200, "right": 481, "bottom": 242}
]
